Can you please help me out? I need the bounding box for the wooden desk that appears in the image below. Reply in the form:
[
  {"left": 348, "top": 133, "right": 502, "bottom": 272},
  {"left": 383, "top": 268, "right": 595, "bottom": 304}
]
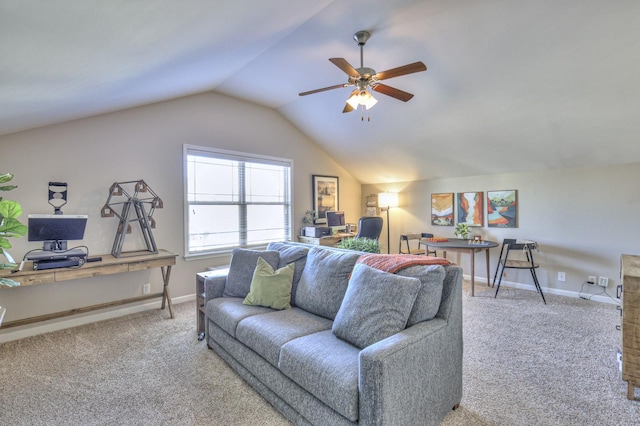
[
  {"left": 421, "top": 238, "right": 499, "bottom": 297},
  {"left": 297, "top": 232, "right": 356, "bottom": 247},
  {"left": 0, "top": 249, "right": 177, "bottom": 328}
]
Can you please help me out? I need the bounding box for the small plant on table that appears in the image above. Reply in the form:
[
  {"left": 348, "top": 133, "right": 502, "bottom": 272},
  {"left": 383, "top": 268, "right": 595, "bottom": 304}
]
[{"left": 454, "top": 223, "right": 471, "bottom": 240}]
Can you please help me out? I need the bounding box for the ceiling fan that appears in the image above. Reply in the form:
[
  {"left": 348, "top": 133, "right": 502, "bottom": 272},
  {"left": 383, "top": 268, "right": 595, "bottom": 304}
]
[{"left": 299, "top": 30, "right": 427, "bottom": 113}]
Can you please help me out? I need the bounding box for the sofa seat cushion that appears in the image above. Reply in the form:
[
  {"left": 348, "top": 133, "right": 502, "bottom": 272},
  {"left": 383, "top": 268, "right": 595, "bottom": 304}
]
[
  {"left": 279, "top": 330, "right": 360, "bottom": 422},
  {"left": 295, "top": 247, "right": 361, "bottom": 320},
  {"left": 206, "top": 297, "right": 273, "bottom": 337},
  {"left": 235, "top": 308, "right": 333, "bottom": 367}
]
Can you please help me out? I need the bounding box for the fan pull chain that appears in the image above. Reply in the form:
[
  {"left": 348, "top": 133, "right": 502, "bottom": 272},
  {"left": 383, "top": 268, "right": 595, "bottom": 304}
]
[{"left": 360, "top": 105, "right": 371, "bottom": 122}]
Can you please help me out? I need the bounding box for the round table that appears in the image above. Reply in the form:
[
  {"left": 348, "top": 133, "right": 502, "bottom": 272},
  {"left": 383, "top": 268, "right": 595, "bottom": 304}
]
[{"left": 420, "top": 238, "right": 499, "bottom": 296}]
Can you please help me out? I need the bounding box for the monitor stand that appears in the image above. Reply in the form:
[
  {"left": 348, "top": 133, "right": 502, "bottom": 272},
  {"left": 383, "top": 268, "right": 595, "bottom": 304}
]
[{"left": 43, "top": 240, "right": 68, "bottom": 251}]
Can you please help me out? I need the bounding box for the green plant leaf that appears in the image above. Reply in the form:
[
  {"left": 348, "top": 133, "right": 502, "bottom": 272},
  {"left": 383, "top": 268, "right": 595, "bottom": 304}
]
[
  {"left": 0, "top": 200, "right": 23, "bottom": 219},
  {"left": 0, "top": 276, "right": 21, "bottom": 287},
  {"left": 1, "top": 261, "right": 17, "bottom": 269},
  {"left": 0, "top": 217, "right": 27, "bottom": 239},
  {"left": 0, "top": 173, "right": 14, "bottom": 184}
]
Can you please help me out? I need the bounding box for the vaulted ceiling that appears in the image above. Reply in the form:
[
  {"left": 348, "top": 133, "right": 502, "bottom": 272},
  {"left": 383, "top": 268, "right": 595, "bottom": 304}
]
[{"left": 2, "top": 1, "right": 639, "bottom": 183}]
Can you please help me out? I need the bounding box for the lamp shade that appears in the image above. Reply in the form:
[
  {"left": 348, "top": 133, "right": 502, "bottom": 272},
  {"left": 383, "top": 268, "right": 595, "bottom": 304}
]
[
  {"left": 378, "top": 192, "right": 398, "bottom": 209},
  {"left": 347, "top": 90, "right": 378, "bottom": 110}
]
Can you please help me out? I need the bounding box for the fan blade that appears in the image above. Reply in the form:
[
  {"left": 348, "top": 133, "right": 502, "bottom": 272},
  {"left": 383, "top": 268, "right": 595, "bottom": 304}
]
[
  {"left": 329, "top": 58, "right": 360, "bottom": 78},
  {"left": 375, "top": 61, "right": 427, "bottom": 81},
  {"left": 299, "top": 83, "right": 348, "bottom": 96},
  {"left": 342, "top": 89, "right": 358, "bottom": 113},
  {"left": 371, "top": 83, "right": 414, "bottom": 102}
]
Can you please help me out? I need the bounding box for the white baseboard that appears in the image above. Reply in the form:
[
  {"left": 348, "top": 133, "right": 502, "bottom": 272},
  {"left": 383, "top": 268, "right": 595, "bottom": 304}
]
[
  {"left": 0, "top": 294, "right": 195, "bottom": 344},
  {"left": 463, "top": 274, "right": 619, "bottom": 305}
]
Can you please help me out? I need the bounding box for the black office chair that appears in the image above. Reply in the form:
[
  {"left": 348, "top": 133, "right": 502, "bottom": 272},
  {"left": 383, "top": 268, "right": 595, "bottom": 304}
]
[
  {"left": 355, "top": 216, "right": 383, "bottom": 240},
  {"left": 399, "top": 233, "right": 437, "bottom": 256},
  {"left": 492, "top": 239, "right": 546, "bottom": 304}
]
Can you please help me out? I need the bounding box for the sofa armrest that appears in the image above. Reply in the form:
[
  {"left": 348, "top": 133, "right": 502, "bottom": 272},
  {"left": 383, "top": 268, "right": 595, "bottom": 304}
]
[
  {"left": 358, "top": 272, "right": 462, "bottom": 426},
  {"left": 204, "top": 268, "right": 229, "bottom": 302}
]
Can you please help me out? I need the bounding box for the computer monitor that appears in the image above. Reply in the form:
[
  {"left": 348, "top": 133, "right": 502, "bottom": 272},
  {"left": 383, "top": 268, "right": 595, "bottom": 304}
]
[
  {"left": 28, "top": 214, "right": 88, "bottom": 252},
  {"left": 326, "top": 211, "right": 346, "bottom": 232}
]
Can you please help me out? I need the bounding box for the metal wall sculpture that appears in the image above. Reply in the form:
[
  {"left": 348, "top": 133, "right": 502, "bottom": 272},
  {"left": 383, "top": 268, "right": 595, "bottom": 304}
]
[{"left": 101, "top": 180, "right": 163, "bottom": 257}]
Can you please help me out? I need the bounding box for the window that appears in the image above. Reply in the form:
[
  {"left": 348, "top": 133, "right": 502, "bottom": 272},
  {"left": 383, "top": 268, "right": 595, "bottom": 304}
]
[{"left": 183, "top": 145, "right": 292, "bottom": 257}]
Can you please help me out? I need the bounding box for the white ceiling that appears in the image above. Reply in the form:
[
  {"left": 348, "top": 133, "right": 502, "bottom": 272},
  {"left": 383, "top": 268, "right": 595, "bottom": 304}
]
[{"left": 2, "top": 0, "right": 639, "bottom": 183}]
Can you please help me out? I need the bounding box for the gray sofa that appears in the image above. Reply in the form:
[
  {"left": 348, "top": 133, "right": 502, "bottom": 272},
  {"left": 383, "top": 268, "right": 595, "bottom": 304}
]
[{"left": 204, "top": 241, "right": 463, "bottom": 425}]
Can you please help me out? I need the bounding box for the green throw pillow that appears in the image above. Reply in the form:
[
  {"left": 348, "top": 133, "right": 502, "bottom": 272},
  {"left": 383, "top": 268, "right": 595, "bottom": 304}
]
[{"left": 243, "top": 257, "right": 295, "bottom": 310}]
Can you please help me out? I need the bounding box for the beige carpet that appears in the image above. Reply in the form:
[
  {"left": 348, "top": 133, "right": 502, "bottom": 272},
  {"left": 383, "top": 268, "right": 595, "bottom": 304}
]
[{"left": 1, "top": 283, "right": 639, "bottom": 425}]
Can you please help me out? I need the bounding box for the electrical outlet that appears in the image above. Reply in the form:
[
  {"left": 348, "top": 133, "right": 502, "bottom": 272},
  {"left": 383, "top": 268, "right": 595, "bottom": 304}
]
[
  {"left": 558, "top": 272, "right": 566, "bottom": 282},
  {"left": 143, "top": 283, "right": 151, "bottom": 294},
  {"left": 588, "top": 276, "right": 596, "bottom": 285},
  {"left": 598, "top": 277, "right": 609, "bottom": 288},
  {"left": 502, "top": 272, "right": 507, "bottom": 278}
]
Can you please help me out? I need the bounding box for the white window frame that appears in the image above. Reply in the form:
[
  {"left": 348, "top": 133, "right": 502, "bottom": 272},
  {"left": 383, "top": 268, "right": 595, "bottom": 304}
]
[{"left": 183, "top": 144, "right": 293, "bottom": 259}]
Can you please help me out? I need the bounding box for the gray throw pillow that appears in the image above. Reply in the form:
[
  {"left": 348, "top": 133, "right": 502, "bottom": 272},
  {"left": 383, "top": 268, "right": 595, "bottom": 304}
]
[
  {"left": 295, "top": 247, "right": 360, "bottom": 320},
  {"left": 396, "top": 264, "right": 446, "bottom": 325},
  {"left": 266, "top": 242, "right": 309, "bottom": 306},
  {"left": 223, "top": 248, "right": 280, "bottom": 298},
  {"left": 332, "top": 264, "right": 421, "bottom": 349}
]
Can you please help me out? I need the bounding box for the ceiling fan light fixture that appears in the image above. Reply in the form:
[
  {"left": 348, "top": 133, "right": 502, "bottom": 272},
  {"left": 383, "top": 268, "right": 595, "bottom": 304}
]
[
  {"left": 346, "top": 90, "right": 377, "bottom": 110},
  {"left": 363, "top": 92, "right": 378, "bottom": 110}
]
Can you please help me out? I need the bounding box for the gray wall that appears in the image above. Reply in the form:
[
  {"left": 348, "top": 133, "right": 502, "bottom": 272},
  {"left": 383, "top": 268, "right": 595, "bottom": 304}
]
[
  {"left": 0, "top": 92, "right": 361, "bottom": 339},
  {"left": 364, "top": 163, "right": 640, "bottom": 299}
]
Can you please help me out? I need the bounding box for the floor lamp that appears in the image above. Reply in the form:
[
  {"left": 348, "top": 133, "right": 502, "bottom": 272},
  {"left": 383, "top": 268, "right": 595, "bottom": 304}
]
[{"left": 378, "top": 192, "right": 398, "bottom": 254}]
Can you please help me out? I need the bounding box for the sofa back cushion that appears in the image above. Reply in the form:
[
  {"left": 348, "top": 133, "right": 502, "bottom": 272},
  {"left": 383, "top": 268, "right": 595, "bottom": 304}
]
[
  {"left": 295, "top": 247, "right": 360, "bottom": 320},
  {"left": 223, "top": 248, "right": 280, "bottom": 298},
  {"left": 396, "top": 264, "right": 446, "bottom": 325},
  {"left": 266, "top": 242, "right": 309, "bottom": 306}
]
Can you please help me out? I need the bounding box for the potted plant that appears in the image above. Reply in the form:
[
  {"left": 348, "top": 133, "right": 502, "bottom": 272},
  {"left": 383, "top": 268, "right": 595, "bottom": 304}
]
[
  {"left": 337, "top": 237, "right": 380, "bottom": 253},
  {"left": 302, "top": 210, "right": 316, "bottom": 225},
  {"left": 0, "top": 173, "right": 27, "bottom": 287},
  {"left": 454, "top": 223, "right": 471, "bottom": 240},
  {"left": 300, "top": 210, "right": 316, "bottom": 236}
]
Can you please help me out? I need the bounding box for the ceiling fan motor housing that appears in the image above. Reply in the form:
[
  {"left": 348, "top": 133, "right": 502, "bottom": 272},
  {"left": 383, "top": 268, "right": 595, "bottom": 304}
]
[{"left": 356, "top": 67, "right": 376, "bottom": 79}]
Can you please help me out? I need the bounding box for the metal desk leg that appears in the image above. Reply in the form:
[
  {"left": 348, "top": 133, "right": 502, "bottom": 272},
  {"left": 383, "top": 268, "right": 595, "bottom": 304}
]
[{"left": 161, "top": 265, "right": 175, "bottom": 319}]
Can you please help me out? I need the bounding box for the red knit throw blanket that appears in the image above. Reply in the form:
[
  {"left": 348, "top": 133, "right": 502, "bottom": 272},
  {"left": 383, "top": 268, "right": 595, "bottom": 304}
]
[{"left": 356, "top": 254, "right": 453, "bottom": 274}]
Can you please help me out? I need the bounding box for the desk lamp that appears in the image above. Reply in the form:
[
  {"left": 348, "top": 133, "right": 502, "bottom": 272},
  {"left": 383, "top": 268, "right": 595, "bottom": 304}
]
[{"left": 378, "top": 192, "right": 398, "bottom": 254}]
